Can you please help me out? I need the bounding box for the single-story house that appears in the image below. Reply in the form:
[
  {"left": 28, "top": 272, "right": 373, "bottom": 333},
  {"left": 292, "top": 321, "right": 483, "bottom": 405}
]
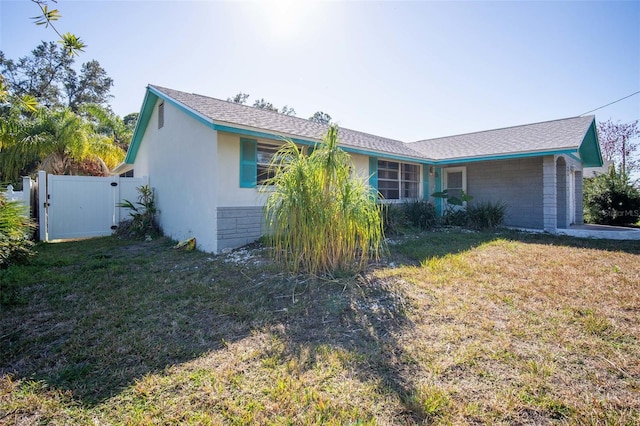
[{"left": 114, "top": 84, "right": 603, "bottom": 253}]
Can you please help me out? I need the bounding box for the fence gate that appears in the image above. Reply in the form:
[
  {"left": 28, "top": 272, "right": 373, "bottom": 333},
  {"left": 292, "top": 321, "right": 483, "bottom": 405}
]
[{"left": 38, "top": 171, "right": 148, "bottom": 241}]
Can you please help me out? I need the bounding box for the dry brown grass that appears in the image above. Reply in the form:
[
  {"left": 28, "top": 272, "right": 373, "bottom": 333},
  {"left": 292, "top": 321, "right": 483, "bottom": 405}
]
[{"left": 1, "top": 231, "right": 638, "bottom": 424}]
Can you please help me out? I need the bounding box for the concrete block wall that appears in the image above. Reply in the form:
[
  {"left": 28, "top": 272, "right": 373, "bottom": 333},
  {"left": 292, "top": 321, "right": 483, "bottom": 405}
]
[
  {"left": 542, "top": 156, "right": 557, "bottom": 231},
  {"left": 574, "top": 171, "right": 584, "bottom": 225},
  {"left": 216, "top": 206, "right": 264, "bottom": 251},
  {"left": 465, "top": 157, "right": 544, "bottom": 229}
]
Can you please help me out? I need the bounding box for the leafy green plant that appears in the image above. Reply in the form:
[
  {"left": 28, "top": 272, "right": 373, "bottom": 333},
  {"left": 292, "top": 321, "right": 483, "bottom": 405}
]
[
  {"left": 466, "top": 201, "right": 508, "bottom": 230},
  {"left": 431, "top": 189, "right": 473, "bottom": 227},
  {"left": 402, "top": 200, "right": 438, "bottom": 230},
  {"left": 264, "top": 125, "right": 384, "bottom": 274},
  {"left": 0, "top": 192, "right": 36, "bottom": 306},
  {"left": 115, "top": 185, "right": 160, "bottom": 239},
  {"left": 584, "top": 166, "right": 640, "bottom": 225},
  {"left": 381, "top": 203, "right": 409, "bottom": 236},
  {"left": 0, "top": 193, "right": 35, "bottom": 268}
]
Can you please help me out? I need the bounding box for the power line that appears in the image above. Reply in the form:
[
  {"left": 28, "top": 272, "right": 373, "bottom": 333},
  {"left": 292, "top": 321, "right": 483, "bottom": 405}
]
[{"left": 580, "top": 90, "right": 640, "bottom": 116}]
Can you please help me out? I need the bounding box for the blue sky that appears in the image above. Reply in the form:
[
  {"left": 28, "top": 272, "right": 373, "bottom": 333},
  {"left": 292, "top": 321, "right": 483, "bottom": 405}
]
[{"left": 1, "top": 0, "right": 639, "bottom": 143}]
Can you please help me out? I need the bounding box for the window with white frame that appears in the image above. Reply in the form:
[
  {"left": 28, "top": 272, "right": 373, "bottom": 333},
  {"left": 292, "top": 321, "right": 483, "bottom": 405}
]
[
  {"left": 378, "top": 160, "right": 419, "bottom": 200},
  {"left": 256, "top": 142, "right": 281, "bottom": 184}
]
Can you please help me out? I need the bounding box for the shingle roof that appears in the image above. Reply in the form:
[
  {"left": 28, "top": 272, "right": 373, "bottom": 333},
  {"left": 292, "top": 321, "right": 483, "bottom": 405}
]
[
  {"left": 409, "top": 115, "right": 596, "bottom": 160},
  {"left": 149, "top": 85, "right": 596, "bottom": 163},
  {"left": 150, "top": 85, "right": 424, "bottom": 159}
]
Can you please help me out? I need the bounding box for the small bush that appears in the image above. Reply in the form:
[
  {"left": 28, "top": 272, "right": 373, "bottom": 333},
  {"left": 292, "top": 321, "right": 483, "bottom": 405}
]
[
  {"left": 466, "top": 201, "right": 508, "bottom": 230},
  {"left": 0, "top": 193, "right": 35, "bottom": 268},
  {"left": 403, "top": 200, "right": 438, "bottom": 230},
  {"left": 584, "top": 167, "right": 640, "bottom": 225},
  {"left": 441, "top": 208, "right": 468, "bottom": 227},
  {"left": 382, "top": 203, "right": 409, "bottom": 235},
  {"left": 115, "top": 185, "right": 161, "bottom": 239},
  {"left": 0, "top": 193, "right": 36, "bottom": 306}
]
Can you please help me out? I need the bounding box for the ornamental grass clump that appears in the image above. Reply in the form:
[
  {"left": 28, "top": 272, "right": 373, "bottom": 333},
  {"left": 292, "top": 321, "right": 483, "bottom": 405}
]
[{"left": 264, "top": 125, "right": 384, "bottom": 275}]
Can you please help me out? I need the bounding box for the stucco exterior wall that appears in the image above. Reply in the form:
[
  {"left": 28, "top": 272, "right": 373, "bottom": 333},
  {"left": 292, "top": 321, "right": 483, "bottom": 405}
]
[
  {"left": 133, "top": 99, "right": 219, "bottom": 252},
  {"left": 465, "top": 157, "right": 544, "bottom": 229}
]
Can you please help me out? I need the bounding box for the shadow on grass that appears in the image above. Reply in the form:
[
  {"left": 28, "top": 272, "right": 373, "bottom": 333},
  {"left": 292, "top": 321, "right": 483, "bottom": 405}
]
[
  {"left": 1, "top": 230, "right": 637, "bottom": 421},
  {"left": 0, "top": 237, "right": 429, "bottom": 422}
]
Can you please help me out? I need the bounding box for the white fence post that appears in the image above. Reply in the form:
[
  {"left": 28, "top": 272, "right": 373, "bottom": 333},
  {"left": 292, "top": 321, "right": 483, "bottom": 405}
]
[
  {"left": 38, "top": 170, "right": 48, "bottom": 242},
  {"left": 21, "top": 176, "right": 33, "bottom": 218}
]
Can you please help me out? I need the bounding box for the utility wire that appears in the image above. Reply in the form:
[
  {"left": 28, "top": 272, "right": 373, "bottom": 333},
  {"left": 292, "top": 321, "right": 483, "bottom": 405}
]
[{"left": 580, "top": 90, "right": 640, "bottom": 116}]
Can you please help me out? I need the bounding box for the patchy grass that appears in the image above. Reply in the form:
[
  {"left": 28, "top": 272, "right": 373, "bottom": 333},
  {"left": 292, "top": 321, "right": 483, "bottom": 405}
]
[{"left": 1, "top": 230, "right": 639, "bottom": 424}]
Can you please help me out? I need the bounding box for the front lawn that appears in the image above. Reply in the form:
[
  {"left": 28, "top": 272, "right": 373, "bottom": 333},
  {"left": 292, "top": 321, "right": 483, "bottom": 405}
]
[{"left": 1, "top": 230, "right": 639, "bottom": 424}]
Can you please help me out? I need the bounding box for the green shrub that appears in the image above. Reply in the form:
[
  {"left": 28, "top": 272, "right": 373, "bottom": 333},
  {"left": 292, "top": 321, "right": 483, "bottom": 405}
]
[
  {"left": 466, "top": 201, "right": 508, "bottom": 230},
  {"left": 381, "top": 203, "right": 409, "bottom": 236},
  {"left": 584, "top": 166, "right": 640, "bottom": 225},
  {"left": 0, "top": 192, "right": 36, "bottom": 306},
  {"left": 403, "top": 200, "right": 438, "bottom": 230},
  {"left": 0, "top": 193, "right": 35, "bottom": 268},
  {"left": 115, "top": 185, "right": 160, "bottom": 239},
  {"left": 264, "top": 125, "right": 384, "bottom": 275}
]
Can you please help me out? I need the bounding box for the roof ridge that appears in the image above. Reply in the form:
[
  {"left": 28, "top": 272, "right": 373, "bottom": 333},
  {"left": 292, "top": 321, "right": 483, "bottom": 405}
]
[{"left": 411, "top": 115, "right": 594, "bottom": 144}]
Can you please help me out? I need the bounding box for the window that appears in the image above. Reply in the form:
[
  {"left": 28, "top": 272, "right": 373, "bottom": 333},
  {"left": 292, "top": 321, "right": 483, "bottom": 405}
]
[
  {"left": 377, "top": 160, "right": 419, "bottom": 200},
  {"left": 256, "top": 142, "right": 280, "bottom": 184},
  {"left": 239, "top": 138, "right": 290, "bottom": 188},
  {"left": 158, "top": 102, "right": 164, "bottom": 129}
]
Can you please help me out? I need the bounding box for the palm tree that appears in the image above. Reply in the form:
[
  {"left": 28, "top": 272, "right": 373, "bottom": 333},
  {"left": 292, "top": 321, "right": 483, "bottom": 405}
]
[
  {"left": 0, "top": 107, "right": 124, "bottom": 183},
  {"left": 80, "top": 103, "right": 134, "bottom": 151}
]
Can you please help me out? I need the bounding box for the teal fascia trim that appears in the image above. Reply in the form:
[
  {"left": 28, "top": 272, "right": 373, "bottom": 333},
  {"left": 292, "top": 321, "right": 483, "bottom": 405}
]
[
  {"left": 433, "top": 168, "right": 443, "bottom": 214},
  {"left": 148, "top": 86, "right": 216, "bottom": 130},
  {"left": 212, "top": 124, "right": 309, "bottom": 146},
  {"left": 124, "top": 90, "right": 158, "bottom": 164},
  {"left": 578, "top": 119, "right": 604, "bottom": 167},
  {"left": 125, "top": 86, "right": 218, "bottom": 164},
  {"left": 212, "top": 124, "right": 433, "bottom": 166},
  {"left": 431, "top": 149, "right": 579, "bottom": 166},
  {"left": 568, "top": 153, "right": 582, "bottom": 163}
]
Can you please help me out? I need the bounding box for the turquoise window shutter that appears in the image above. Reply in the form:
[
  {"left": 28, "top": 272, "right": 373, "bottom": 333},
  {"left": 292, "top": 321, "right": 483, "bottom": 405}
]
[
  {"left": 369, "top": 157, "right": 378, "bottom": 196},
  {"left": 240, "top": 138, "right": 257, "bottom": 188},
  {"left": 422, "top": 165, "right": 430, "bottom": 200}
]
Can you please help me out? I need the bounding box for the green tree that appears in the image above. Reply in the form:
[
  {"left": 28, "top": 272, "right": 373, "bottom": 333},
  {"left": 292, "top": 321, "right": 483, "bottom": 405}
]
[
  {"left": 0, "top": 107, "right": 124, "bottom": 183},
  {"left": 81, "top": 103, "right": 133, "bottom": 151},
  {"left": 0, "top": 42, "right": 113, "bottom": 111},
  {"left": 264, "top": 125, "right": 384, "bottom": 274},
  {"left": 584, "top": 165, "right": 640, "bottom": 225},
  {"left": 227, "top": 92, "right": 249, "bottom": 104},
  {"left": 309, "top": 111, "right": 332, "bottom": 125}
]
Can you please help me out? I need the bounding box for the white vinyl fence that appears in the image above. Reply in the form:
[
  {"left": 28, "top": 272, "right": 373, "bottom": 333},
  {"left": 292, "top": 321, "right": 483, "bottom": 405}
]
[
  {"left": 1, "top": 176, "right": 35, "bottom": 217},
  {"left": 37, "top": 171, "right": 148, "bottom": 241}
]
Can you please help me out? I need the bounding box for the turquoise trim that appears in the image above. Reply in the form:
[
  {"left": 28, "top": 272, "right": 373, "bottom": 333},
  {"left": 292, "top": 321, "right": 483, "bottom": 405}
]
[
  {"left": 148, "top": 86, "right": 216, "bottom": 130},
  {"left": 369, "top": 156, "right": 378, "bottom": 196},
  {"left": 434, "top": 168, "right": 442, "bottom": 214},
  {"left": 124, "top": 87, "right": 603, "bottom": 170},
  {"left": 124, "top": 90, "right": 158, "bottom": 164},
  {"left": 213, "top": 124, "right": 431, "bottom": 165},
  {"left": 568, "top": 153, "right": 582, "bottom": 163},
  {"left": 434, "top": 149, "right": 579, "bottom": 165},
  {"left": 239, "top": 138, "right": 257, "bottom": 188},
  {"left": 578, "top": 119, "right": 603, "bottom": 167}
]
